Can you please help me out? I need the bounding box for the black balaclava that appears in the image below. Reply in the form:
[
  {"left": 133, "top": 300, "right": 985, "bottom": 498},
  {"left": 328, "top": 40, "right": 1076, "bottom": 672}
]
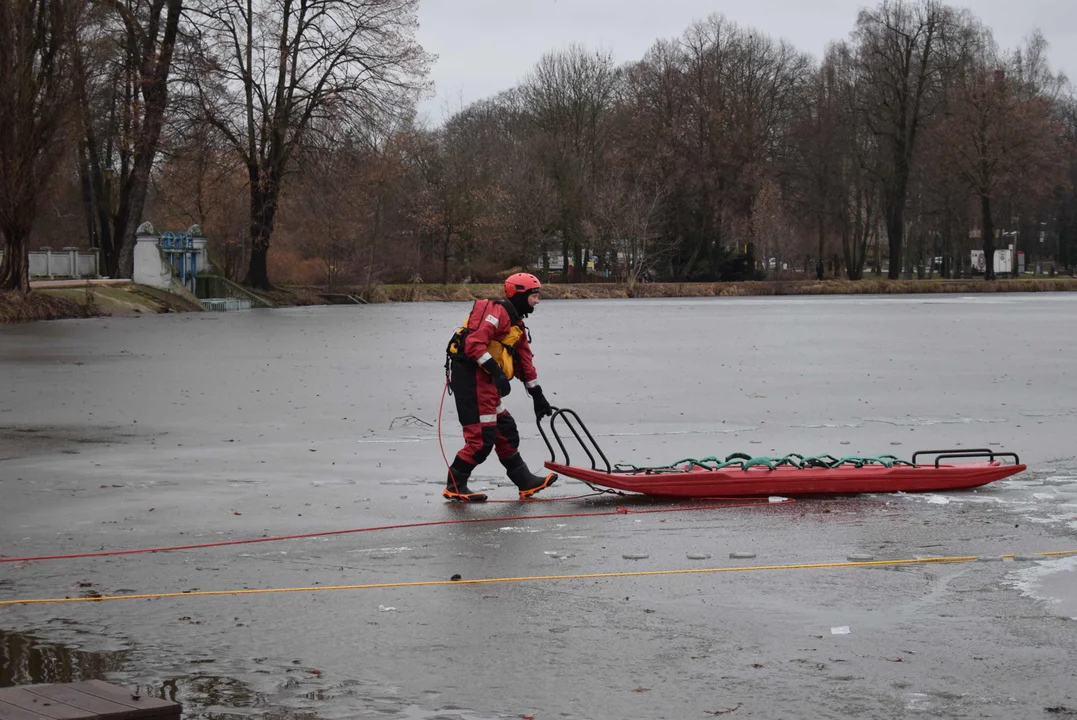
[{"left": 509, "top": 289, "right": 535, "bottom": 318}]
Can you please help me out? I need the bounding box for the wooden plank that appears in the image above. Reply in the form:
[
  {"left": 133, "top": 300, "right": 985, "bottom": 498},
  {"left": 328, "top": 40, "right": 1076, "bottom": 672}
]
[
  {"left": 0, "top": 682, "right": 180, "bottom": 720},
  {"left": 24, "top": 686, "right": 143, "bottom": 720},
  {"left": 0, "top": 687, "right": 89, "bottom": 719},
  {"left": 66, "top": 682, "right": 179, "bottom": 718},
  {"left": 0, "top": 698, "right": 50, "bottom": 720}
]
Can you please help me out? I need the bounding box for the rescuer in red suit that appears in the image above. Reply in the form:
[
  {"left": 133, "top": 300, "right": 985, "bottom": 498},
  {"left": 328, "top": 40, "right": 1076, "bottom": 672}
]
[{"left": 443, "top": 272, "right": 556, "bottom": 501}]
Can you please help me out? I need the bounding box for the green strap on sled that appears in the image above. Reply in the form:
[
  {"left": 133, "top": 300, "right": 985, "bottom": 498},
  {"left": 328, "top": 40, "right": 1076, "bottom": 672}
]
[{"left": 618, "top": 450, "right": 918, "bottom": 474}]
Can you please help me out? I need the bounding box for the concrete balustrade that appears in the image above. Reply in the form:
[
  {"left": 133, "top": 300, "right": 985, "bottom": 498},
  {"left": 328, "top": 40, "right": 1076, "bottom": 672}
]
[{"left": 1, "top": 247, "right": 100, "bottom": 279}]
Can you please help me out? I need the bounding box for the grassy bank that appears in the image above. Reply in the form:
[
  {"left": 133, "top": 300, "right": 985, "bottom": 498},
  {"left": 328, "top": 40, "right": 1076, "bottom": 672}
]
[
  {"left": 362, "top": 276, "right": 1077, "bottom": 303},
  {"left": 0, "top": 290, "right": 106, "bottom": 323},
  {"left": 0, "top": 282, "right": 206, "bottom": 324},
  {"left": 0, "top": 280, "right": 333, "bottom": 324}
]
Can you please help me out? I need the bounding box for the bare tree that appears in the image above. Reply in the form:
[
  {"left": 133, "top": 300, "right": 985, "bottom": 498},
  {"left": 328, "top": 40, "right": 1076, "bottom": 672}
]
[
  {"left": 937, "top": 24, "right": 1066, "bottom": 279},
  {"left": 594, "top": 162, "right": 667, "bottom": 283},
  {"left": 1010, "top": 30, "right": 1069, "bottom": 103},
  {"left": 69, "top": 3, "right": 116, "bottom": 265},
  {"left": 749, "top": 178, "right": 802, "bottom": 276},
  {"left": 0, "top": 0, "right": 78, "bottom": 291},
  {"left": 790, "top": 52, "right": 841, "bottom": 270},
  {"left": 854, "top": 0, "right": 949, "bottom": 279},
  {"left": 832, "top": 44, "right": 884, "bottom": 279},
  {"left": 522, "top": 45, "right": 617, "bottom": 281},
  {"left": 493, "top": 141, "right": 557, "bottom": 273},
  {"left": 1053, "top": 95, "right": 1077, "bottom": 274},
  {"left": 412, "top": 110, "right": 496, "bottom": 285},
  {"left": 285, "top": 125, "right": 410, "bottom": 292},
  {"left": 629, "top": 16, "right": 809, "bottom": 281},
  {"left": 183, "top": 0, "right": 431, "bottom": 289},
  {"left": 86, "top": 0, "right": 184, "bottom": 279}
]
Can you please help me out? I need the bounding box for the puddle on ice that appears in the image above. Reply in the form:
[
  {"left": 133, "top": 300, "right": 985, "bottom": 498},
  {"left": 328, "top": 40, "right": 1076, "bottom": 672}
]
[
  {"left": 348, "top": 546, "right": 412, "bottom": 556},
  {"left": 1042, "top": 475, "right": 1077, "bottom": 486},
  {"left": 0, "top": 630, "right": 128, "bottom": 687},
  {"left": 862, "top": 416, "right": 1007, "bottom": 427},
  {"left": 1018, "top": 410, "right": 1074, "bottom": 418},
  {"left": 1007, "top": 556, "right": 1077, "bottom": 620}
]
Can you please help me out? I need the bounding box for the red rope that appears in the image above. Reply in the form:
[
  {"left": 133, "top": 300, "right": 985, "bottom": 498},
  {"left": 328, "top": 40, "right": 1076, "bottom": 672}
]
[
  {"left": 0, "top": 499, "right": 784, "bottom": 564},
  {"left": 437, "top": 378, "right": 451, "bottom": 471}
]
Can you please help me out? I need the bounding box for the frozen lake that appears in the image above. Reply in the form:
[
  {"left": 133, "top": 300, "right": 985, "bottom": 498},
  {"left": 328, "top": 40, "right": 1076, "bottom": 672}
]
[{"left": 1, "top": 293, "right": 1075, "bottom": 718}]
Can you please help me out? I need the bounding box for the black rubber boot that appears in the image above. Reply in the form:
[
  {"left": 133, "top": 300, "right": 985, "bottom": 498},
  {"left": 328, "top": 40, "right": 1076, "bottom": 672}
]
[
  {"left": 443, "top": 457, "right": 487, "bottom": 502},
  {"left": 501, "top": 452, "right": 558, "bottom": 499}
]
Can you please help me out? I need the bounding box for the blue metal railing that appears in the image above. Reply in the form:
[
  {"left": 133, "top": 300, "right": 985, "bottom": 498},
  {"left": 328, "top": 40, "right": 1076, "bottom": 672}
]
[{"left": 159, "top": 231, "right": 197, "bottom": 292}]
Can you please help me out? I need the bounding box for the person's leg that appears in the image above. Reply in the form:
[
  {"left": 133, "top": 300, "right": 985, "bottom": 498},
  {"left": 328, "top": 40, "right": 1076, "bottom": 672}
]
[
  {"left": 495, "top": 410, "right": 558, "bottom": 498},
  {"left": 445, "top": 361, "right": 498, "bottom": 501},
  {"left": 493, "top": 410, "right": 520, "bottom": 461}
]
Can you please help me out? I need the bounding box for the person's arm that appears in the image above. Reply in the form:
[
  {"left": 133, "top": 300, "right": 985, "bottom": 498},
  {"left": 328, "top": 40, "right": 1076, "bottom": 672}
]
[
  {"left": 515, "top": 328, "right": 551, "bottom": 416},
  {"left": 463, "top": 302, "right": 512, "bottom": 396}
]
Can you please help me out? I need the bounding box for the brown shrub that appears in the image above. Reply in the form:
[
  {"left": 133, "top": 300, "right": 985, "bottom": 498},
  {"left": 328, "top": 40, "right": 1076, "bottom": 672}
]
[{"left": 268, "top": 248, "right": 328, "bottom": 286}]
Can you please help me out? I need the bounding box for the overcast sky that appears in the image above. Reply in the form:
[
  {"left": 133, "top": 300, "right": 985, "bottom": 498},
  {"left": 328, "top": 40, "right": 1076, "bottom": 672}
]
[{"left": 415, "top": 0, "right": 1076, "bottom": 122}]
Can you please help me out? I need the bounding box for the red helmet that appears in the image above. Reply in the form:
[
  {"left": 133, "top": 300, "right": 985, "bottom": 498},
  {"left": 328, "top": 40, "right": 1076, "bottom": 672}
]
[{"left": 504, "top": 272, "right": 541, "bottom": 299}]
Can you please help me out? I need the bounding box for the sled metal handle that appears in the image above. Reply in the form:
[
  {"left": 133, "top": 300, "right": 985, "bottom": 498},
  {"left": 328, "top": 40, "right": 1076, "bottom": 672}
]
[
  {"left": 911, "top": 448, "right": 994, "bottom": 465},
  {"left": 537, "top": 407, "right": 612, "bottom": 473},
  {"left": 931, "top": 452, "right": 1020, "bottom": 468}
]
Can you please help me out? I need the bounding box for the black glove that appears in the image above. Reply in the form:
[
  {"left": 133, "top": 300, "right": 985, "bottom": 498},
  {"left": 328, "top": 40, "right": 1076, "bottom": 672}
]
[
  {"left": 482, "top": 357, "right": 511, "bottom": 397},
  {"left": 529, "top": 385, "right": 552, "bottom": 418}
]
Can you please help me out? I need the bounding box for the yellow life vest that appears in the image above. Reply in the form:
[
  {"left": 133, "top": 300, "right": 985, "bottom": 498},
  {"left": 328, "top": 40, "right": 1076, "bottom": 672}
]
[
  {"left": 446, "top": 306, "right": 525, "bottom": 379},
  {"left": 487, "top": 325, "right": 524, "bottom": 380}
]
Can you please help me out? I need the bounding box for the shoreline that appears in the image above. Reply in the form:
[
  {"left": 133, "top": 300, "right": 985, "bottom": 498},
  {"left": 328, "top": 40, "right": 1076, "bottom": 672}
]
[
  {"left": 3, "top": 276, "right": 1077, "bottom": 323},
  {"left": 373, "top": 277, "right": 1077, "bottom": 302}
]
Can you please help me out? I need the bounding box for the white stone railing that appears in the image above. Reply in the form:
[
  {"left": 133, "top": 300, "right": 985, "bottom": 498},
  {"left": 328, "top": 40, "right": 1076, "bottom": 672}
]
[{"left": 0, "top": 247, "right": 100, "bottom": 278}]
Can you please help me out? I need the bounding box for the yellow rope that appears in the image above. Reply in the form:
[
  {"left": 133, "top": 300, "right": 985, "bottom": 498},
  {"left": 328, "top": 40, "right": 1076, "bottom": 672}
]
[{"left": 2, "top": 550, "right": 1073, "bottom": 607}]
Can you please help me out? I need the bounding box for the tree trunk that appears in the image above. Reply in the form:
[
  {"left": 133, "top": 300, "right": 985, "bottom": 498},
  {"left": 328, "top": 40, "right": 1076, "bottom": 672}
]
[
  {"left": 843, "top": 226, "right": 868, "bottom": 281},
  {"left": 981, "top": 193, "right": 995, "bottom": 281},
  {"left": 817, "top": 219, "right": 825, "bottom": 267},
  {"left": 0, "top": 229, "right": 31, "bottom": 292},
  {"left": 885, "top": 186, "right": 906, "bottom": 280},
  {"left": 76, "top": 141, "right": 97, "bottom": 250},
  {"left": 116, "top": 151, "right": 152, "bottom": 278},
  {"left": 246, "top": 243, "right": 270, "bottom": 290},
  {"left": 854, "top": 207, "right": 874, "bottom": 281},
  {"left": 97, "top": 183, "right": 117, "bottom": 276},
  {"left": 365, "top": 189, "right": 382, "bottom": 293},
  {"left": 73, "top": 41, "right": 115, "bottom": 272},
  {"left": 441, "top": 226, "right": 451, "bottom": 285},
  {"left": 243, "top": 173, "right": 279, "bottom": 290}
]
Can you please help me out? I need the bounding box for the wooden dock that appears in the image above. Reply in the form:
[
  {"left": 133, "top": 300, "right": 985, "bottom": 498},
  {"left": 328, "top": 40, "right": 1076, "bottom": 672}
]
[{"left": 0, "top": 681, "right": 180, "bottom": 719}]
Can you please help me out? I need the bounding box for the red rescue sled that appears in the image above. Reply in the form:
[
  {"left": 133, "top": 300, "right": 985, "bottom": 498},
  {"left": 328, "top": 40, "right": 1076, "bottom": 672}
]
[
  {"left": 543, "top": 459, "right": 1025, "bottom": 498},
  {"left": 538, "top": 409, "right": 1025, "bottom": 498}
]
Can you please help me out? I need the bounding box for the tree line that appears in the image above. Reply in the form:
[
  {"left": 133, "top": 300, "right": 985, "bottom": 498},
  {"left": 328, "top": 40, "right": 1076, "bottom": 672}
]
[{"left": 2, "top": 0, "right": 1075, "bottom": 293}]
